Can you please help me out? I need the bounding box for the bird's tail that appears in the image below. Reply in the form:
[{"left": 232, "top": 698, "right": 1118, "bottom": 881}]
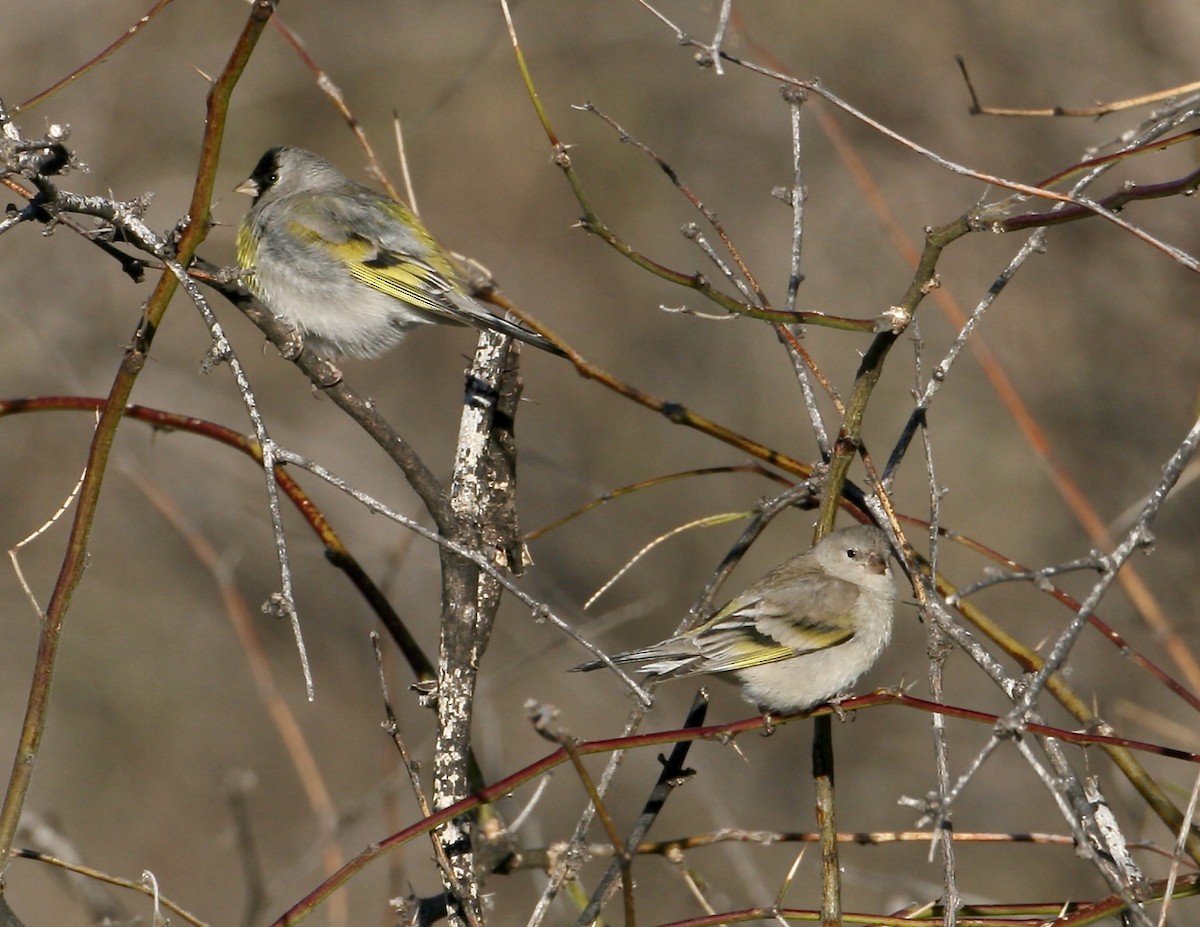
[
  {"left": 486, "top": 314, "right": 568, "bottom": 358},
  {"left": 571, "top": 644, "right": 696, "bottom": 676},
  {"left": 453, "top": 292, "right": 567, "bottom": 357}
]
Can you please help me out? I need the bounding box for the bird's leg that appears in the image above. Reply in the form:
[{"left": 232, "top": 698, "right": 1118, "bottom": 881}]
[{"left": 826, "top": 694, "right": 855, "bottom": 723}]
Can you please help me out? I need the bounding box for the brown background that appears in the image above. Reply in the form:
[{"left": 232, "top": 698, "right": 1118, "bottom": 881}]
[{"left": 1, "top": 2, "right": 1199, "bottom": 924}]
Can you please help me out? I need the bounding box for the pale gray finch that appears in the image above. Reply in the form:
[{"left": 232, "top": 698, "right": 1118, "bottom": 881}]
[
  {"left": 235, "top": 146, "right": 564, "bottom": 359},
  {"left": 576, "top": 524, "right": 897, "bottom": 713}
]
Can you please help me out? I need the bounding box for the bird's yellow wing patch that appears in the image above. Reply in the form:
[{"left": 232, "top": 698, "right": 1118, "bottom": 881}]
[{"left": 286, "top": 221, "right": 461, "bottom": 322}]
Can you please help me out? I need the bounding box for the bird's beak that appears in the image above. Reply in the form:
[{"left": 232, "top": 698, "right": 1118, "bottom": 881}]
[
  {"left": 865, "top": 552, "right": 889, "bottom": 575},
  {"left": 234, "top": 178, "right": 258, "bottom": 197}
]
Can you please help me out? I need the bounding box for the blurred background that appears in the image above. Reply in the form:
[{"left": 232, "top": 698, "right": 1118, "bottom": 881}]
[{"left": 2, "top": 1, "right": 1199, "bottom": 924}]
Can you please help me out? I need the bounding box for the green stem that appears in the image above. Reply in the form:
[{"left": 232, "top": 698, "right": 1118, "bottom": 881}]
[{"left": 0, "top": 0, "right": 275, "bottom": 871}]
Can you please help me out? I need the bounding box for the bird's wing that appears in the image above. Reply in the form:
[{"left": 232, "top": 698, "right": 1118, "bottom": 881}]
[
  {"left": 686, "top": 616, "right": 800, "bottom": 673},
  {"left": 283, "top": 195, "right": 467, "bottom": 323},
  {"left": 686, "top": 568, "right": 861, "bottom": 673}
]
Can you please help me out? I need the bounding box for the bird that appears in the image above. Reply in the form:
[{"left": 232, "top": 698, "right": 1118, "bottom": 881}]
[
  {"left": 234, "top": 146, "right": 564, "bottom": 360},
  {"left": 574, "top": 524, "right": 897, "bottom": 714}
]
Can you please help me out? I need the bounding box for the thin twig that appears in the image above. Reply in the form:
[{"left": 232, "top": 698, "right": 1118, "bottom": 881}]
[
  {"left": 14, "top": 0, "right": 177, "bottom": 114},
  {"left": 583, "top": 511, "right": 751, "bottom": 611},
  {"left": 270, "top": 445, "right": 652, "bottom": 706},
  {"left": 574, "top": 692, "right": 708, "bottom": 927},
  {"left": 372, "top": 632, "right": 472, "bottom": 923},
  {"left": 0, "top": 0, "right": 275, "bottom": 866},
  {"left": 956, "top": 56, "right": 1200, "bottom": 118},
  {"left": 8, "top": 451, "right": 88, "bottom": 621}
]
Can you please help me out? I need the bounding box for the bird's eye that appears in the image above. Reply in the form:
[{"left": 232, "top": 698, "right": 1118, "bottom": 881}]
[
  {"left": 267, "top": 171, "right": 279, "bottom": 185},
  {"left": 846, "top": 547, "right": 859, "bottom": 559}
]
